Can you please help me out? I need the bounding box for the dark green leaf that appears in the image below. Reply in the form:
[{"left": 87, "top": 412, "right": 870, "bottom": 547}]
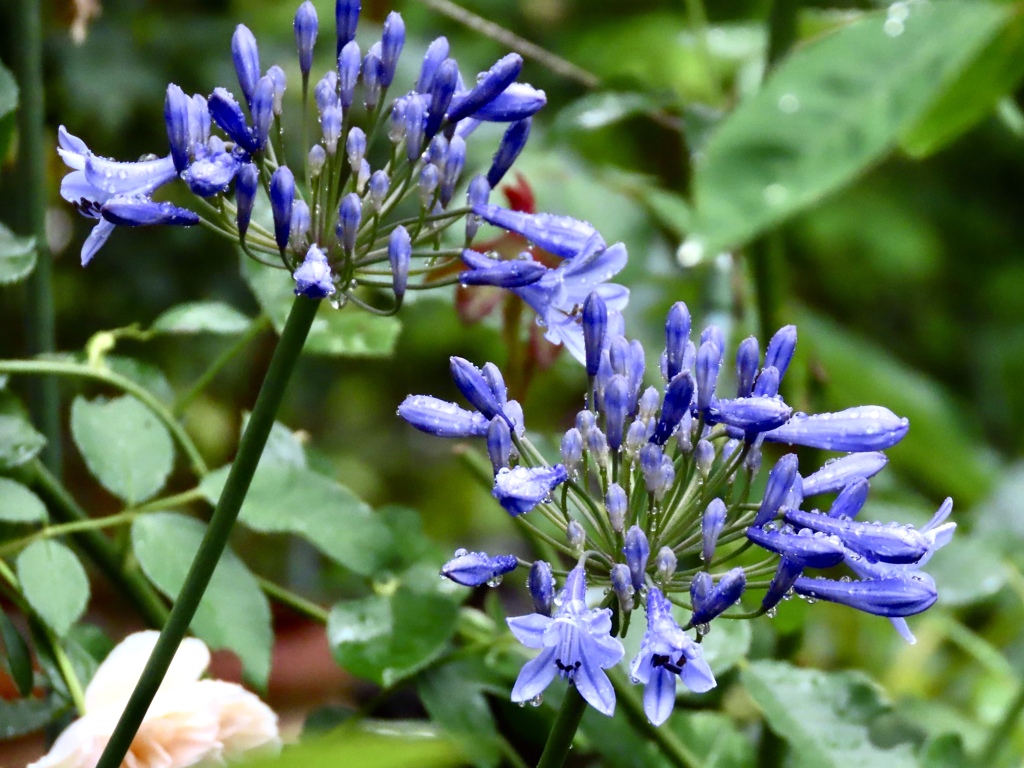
[
  {"left": 242, "top": 257, "right": 401, "bottom": 357},
  {"left": 741, "top": 660, "right": 918, "bottom": 768},
  {"left": 418, "top": 658, "right": 503, "bottom": 768},
  {"left": 70, "top": 395, "right": 175, "bottom": 505},
  {"left": 0, "top": 392, "right": 46, "bottom": 471},
  {"left": 0, "top": 477, "right": 48, "bottom": 523},
  {"left": 0, "top": 699, "right": 62, "bottom": 740},
  {"left": 201, "top": 464, "right": 394, "bottom": 576},
  {"left": 0, "top": 222, "right": 36, "bottom": 285},
  {"left": 328, "top": 586, "right": 459, "bottom": 688},
  {"left": 670, "top": 711, "right": 756, "bottom": 768},
  {"left": 554, "top": 92, "right": 671, "bottom": 134},
  {"left": 17, "top": 540, "right": 90, "bottom": 637},
  {"left": 919, "top": 732, "right": 968, "bottom": 768},
  {"left": 689, "top": 2, "right": 1010, "bottom": 254},
  {"left": 131, "top": 512, "right": 272, "bottom": 687},
  {"left": 0, "top": 608, "right": 34, "bottom": 697},
  {"left": 151, "top": 301, "right": 253, "bottom": 334},
  {"left": 926, "top": 533, "right": 1007, "bottom": 607}
]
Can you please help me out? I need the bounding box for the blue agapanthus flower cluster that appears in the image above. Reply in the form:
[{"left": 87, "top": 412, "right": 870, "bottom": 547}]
[
  {"left": 398, "top": 225, "right": 954, "bottom": 724},
  {"left": 58, "top": 0, "right": 546, "bottom": 312}
]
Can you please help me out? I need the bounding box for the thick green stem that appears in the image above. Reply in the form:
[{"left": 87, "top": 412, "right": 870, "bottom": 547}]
[
  {"left": 535, "top": 686, "right": 588, "bottom": 768},
  {"left": 94, "top": 296, "right": 320, "bottom": 768},
  {"left": 15, "top": 0, "right": 61, "bottom": 473},
  {"left": 23, "top": 460, "right": 170, "bottom": 628},
  {"left": 609, "top": 669, "right": 702, "bottom": 768}
]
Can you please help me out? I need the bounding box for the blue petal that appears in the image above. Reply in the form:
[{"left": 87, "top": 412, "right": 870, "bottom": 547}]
[
  {"left": 706, "top": 395, "right": 793, "bottom": 433},
  {"left": 397, "top": 395, "right": 489, "bottom": 438},
  {"left": 84, "top": 154, "right": 177, "bottom": 198},
  {"left": 100, "top": 197, "right": 199, "bottom": 227},
  {"left": 643, "top": 666, "right": 676, "bottom": 725},
  {"left": 463, "top": 82, "right": 547, "bottom": 122},
  {"left": 507, "top": 613, "right": 554, "bottom": 649},
  {"left": 460, "top": 250, "right": 546, "bottom": 288},
  {"left": 762, "top": 406, "right": 909, "bottom": 452},
  {"left": 793, "top": 574, "right": 937, "bottom": 617},
  {"left": 679, "top": 655, "right": 716, "bottom": 694},
  {"left": 492, "top": 465, "right": 568, "bottom": 516},
  {"left": 80, "top": 218, "right": 116, "bottom": 266},
  {"left": 746, "top": 526, "right": 845, "bottom": 569},
  {"left": 573, "top": 648, "right": 618, "bottom": 716},
  {"left": 182, "top": 151, "right": 242, "bottom": 198},
  {"left": 784, "top": 509, "right": 929, "bottom": 564},
  {"left": 511, "top": 646, "right": 558, "bottom": 704},
  {"left": 472, "top": 204, "right": 602, "bottom": 259},
  {"left": 801, "top": 452, "right": 888, "bottom": 497}
]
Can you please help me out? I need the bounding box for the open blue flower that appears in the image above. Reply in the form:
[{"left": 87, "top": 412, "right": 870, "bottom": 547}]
[
  {"left": 630, "top": 588, "right": 715, "bottom": 725},
  {"left": 507, "top": 567, "right": 624, "bottom": 715}
]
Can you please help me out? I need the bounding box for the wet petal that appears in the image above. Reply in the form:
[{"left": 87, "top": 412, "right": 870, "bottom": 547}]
[
  {"left": 507, "top": 613, "right": 553, "bottom": 648},
  {"left": 80, "top": 219, "right": 116, "bottom": 266},
  {"left": 679, "top": 656, "right": 716, "bottom": 694},
  {"left": 643, "top": 667, "right": 676, "bottom": 726},
  {"left": 84, "top": 154, "right": 177, "bottom": 198},
  {"left": 511, "top": 646, "right": 557, "bottom": 703},
  {"left": 573, "top": 653, "right": 616, "bottom": 716}
]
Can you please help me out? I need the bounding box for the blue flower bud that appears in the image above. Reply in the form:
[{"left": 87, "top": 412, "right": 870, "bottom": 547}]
[
  {"left": 487, "top": 118, "right": 531, "bottom": 188},
  {"left": 447, "top": 53, "right": 524, "bottom": 122},
  {"left": 753, "top": 366, "right": 780, "bottom": 397},
  {"left": 638, "top": 387, "right": 660, "bottom": 423},
  {"left": 764, "top": 406, "right": 909, "bottom": 452},
  {"left": 269, "top": 166, "right": 295, "bottom": 251},
  {"left": 455, "top": 82, "right": 546, "bottom": 122},
  {"left": 388, "top": 224, "right": 411, "bottom": 301},
  {"left": 267, "top": 65, "right": 287, "bottom": 114},
  {"left": 706, "top": 396, "right": 792, "bottom": 435},
  {"left": 427, "top": 58, "right": 459, "bottom": 138},
  {"left": 802, "top": 453, "right": 888, "bottom": 497},
  {"left": 419, "top": 163, "right": 440, "bottom": 207},
  {"left": 398, "top": 395, "right": 489, "bottom": 438},
  {"left": 606, "top": 483, "right": 627, "bottom": 532},
  {"left": 308, "top": 144, "right": 327, "bottom": 177},
  {"left": 337, "top": 192, "right": 361, "bottom": 252},
  {"left": 754, "top": 453, "right": 799, "bottom": 527},
  {"left": 702, "top": 499, "right": 726, "bottom": 564},
  {"left": 690, "top": 567, "right": 746, "bottom": 626},
  {"left": 294, "top": 1, "right": 318, "bottom": 77},
  {"left": 471, "top": 203, "right": 603, "bottom": 259},
  {"left": 426, "top": 135, "right": 449, "bottom": 171},
  {"left": 321, "top": 104, "right": 342, "bottom": 154},
  {"left": 363, "top": 43, "right": 383, "bottom": 110},
  {"left": 459, "top": 250, "right": 546, "bottom": 288},
  {"left": 735, "top": 337, "right": 760, "bottom": 397},
  {"left": 827, "top": 477, "right": 869, "bottom": 519},
  {"left": 405, "top": 95, "right": 426, "bottom": 161},
  {"left": 187, "top": 94, "right": 211, "bottom": 154},
  {"left": 624, "top": 421, "right": 648, "bottom": 458},
  {"left": 609, "top": 335, "right": 629, "bottom": 377},
  {"left": 695, "top": 340, "right": 723, "bottom": 413},
  {"left": 290, "top": 199, "right": 311, "bottom": 249},
  {"left": 700, "top": 325, "right": 725, "bottom": 355},
  {"left": 784, "top": 509, "right": 929, "bottom": 564},
  {"left": 315, "top": 71, "right": 338, "bottom": 113},
  {"left": 465, "top": 175, "right": 491, "bottom": 242},
  {"left": 380, "top": 12, "right": 405, "bottom": 88},
  {"left": 441, "top": 549, "right": 517, "bottom": 587},
  {"left": 765, "top": 325, "right": 797, "bottom": 381},
  {"left": 792, "top": 574, "right": 937, "bottom": 618},
  {"left": 292, "top": 244, "right": 335, "bottom": 299},
  {"left": 656, "top": 546, "right": 677, "bottom": 583},
  {"left": 100, "top": 197, "right": 199, "bottom": 227},
  {"left": 651, "top": 371, "right": 695, "bottom": 445},
  {"left": 181, "top": 152, "right": 241, "bottom": 200},
  {"left": 492, "top": 464, "right": 568, "bottom": 516},
  {"left": 387, "top": 97, "right": 407, "bottom": 145},
  {"left": 336, "top": 0, "right": 360, "bottom": 55},
  {"left": 208, "top": 87, "right": 258, "bottom": 153},
  {"left": 665, "top": 302, "right": 691, "bottom": 380},
  {"left": 746, "top": 526, "right": 845, "bottom": 569},
  {"left": 338, "top": 40, "right": 361, "bottom": 110},
  {"left": 368, "top": 170, "right": 390, "bottom": 211},
  {"left": 417, "top": 37, "right": 450, "bottom": 93},
  {"left": 762, "top": 558, "right": 803, "bottom": 613},
  {"left": 654, "top": 456, "right": 675, "bottom": 501},
  {"left": 234, "top": 162, "right": 258, "bottom": 240},
  {"left": 694, "top": 439, "right": 714, "bottom": 479},
  {"left": 345, "top": 126, "right": 366, "bottom": 173},
  {"left": 529, "top": 561, "right": 554, "bottom": 615},
  {"left": 567, "top": 520, "right": 586, "bottom": 555},
  {"left": 640, "top": 443, "right": 663, "bottom": 492},
  {"left": 251, "top": 75, "right": 275, "bottom": 150},
  {"left": 676, "top": 410, "right": 693, "bottom": 452},
  {"left": 604, "top": 375, "right": 629, "bottom": 452},
  {"left": 623, "top": 525, "right": 649, "bottom": 591},
  {"left": 231, "top": 24, "right": 261, "bottom": 107},
  {"left": 568, "top": 292, "right": 607, "bottom": 380},
  {"left": 164, "top": 84, "right": 191, "bottom": 172},
  {"left": 482, "top": 363, "right": 508, "bottom": 410},
  {"left": 575, "top": 410, "right": 596, "bottom": 441},
  {"left": 440, "top": 136, "right": 466, "bottom": 207},
  {"left": 560, "top": 428, "right": 583, "bottom": 474},
  {"left": 486, "top": 415, "right": 513, "bottom": 473},
  {"left": 611, "top": 564, "right": 635, "bottom": 612},
  {"left": 587, "top": 426, "right": 609, "bottom": 467},
  {"left": 450, "top": 357, "right": 503, "bottom": 420}
]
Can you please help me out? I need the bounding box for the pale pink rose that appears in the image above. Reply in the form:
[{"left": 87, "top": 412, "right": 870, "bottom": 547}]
[{"left": 30, "top": 631, "right": 280, "bottom": 768}]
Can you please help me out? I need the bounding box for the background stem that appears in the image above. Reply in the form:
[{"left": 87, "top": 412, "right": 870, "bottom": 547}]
[{"left": 94, "top": 295, "right": 320, "bottom": 768}]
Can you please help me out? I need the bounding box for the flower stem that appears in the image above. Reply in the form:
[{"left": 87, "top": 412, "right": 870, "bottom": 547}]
[
  {"left": 94, "top": 295, "right": 320, "bottom": 768},
  {"left": 535, "top": 685, "right": 588, "bottom": 768},
  {"left": 14, "top": 0, "right": 61, "bottom": 473}
]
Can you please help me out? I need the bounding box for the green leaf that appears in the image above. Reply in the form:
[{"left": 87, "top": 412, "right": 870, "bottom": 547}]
[
  {"left": 689, "top": 2, "right": 1011, "bottom": 254},
  {"left": 670, "top": 710, "right": 756, "bottom": 768},
  {"left": 242, "top": 256, "right": 400, "bottom": 357},
  {"left": 328, "top": 586, "right": 459, "bottom": 688},
  {"left": 0, "top": 608, "right": 34, "bottom": 697},
  {"left": 741, "top": 660, "right": 918, "bottom": 768},
  {"left": 554, "top": 92, "right": 671, "bottom": 134},
  {"left": 0, "top": 477, "right": 47, "bottom": 523},
  {"left": 919, "top": 733, "right": 968, "bottom": 768},
  {"left": 70, "top": 395, "right": 175, "bottom": 505},
  {"left": 0, "top": 222, "right": 36, "bottom": 285},
  {"left": 901, "top": 13, "right": 1024, "bottom": 158},
  {"left": 926, "top": 533, "right": 1007, "bottom": 607},
  {"left": 418, "top": 658, "right": 503, "bottom": 768},
  {"left": 0, "top": 61, "right": 18, "bottom": 120},
  {"left": 17, "top": 541, "right": 90, "bottom": 637},
  {"left": 131, "top": 512, "right": 272, "bottom": 687},
  {"left": 0, "top": 699, "right": 62, "bottom": 740},
  {"left": 0, "top": 392, "right": 46, "bottom": 471},
  {"left": 151, "top": 301, "right": 254, "bottom": 335},
  {"left": 200, "top": 464, "right": 394, "bottom": 576}
]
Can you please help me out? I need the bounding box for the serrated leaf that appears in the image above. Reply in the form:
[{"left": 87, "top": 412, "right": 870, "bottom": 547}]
[
  {"left": 328, "top": 586, "right": 459, "bottom": 688},
  {"left": 71, "top": 395, "right": 175, "bottom": 505},
  {"left": 0, "top": 699, "right": 62, "bottom": 740},
  {"left": 200, "top": 464, "right": 394, "bottom": 576},
  {"left": 0, "top": 392, "right": 46, "bottom": 471},
  {"left": 0, "top": 222, "right": 36, "bottom": 285},
  {"left": 0, "top": 608, "right": 34, "bottom": 697},
  {"left": 17, "top": 541, "right": 89, "bottom": 637},
  {"left": 418, "top": 658, "right": 503, "bottom": 768},
  {"left": 131, "top": 512, "right": 272, "bottom": 687},
  {"left": 742, "top": 661, "right": 918, "bottom": 768},
  {"left": 151, "top": 301, "right": 254, "bottom": 335},
  {"left": 241, "top": 256, "right": 401, "bottom": 357},
  {"left": 688, "top": 2, "right": 1010, "bottom": 254},
  {"left": 0, "top": 477, "right": 48, "bottom": 523}
]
